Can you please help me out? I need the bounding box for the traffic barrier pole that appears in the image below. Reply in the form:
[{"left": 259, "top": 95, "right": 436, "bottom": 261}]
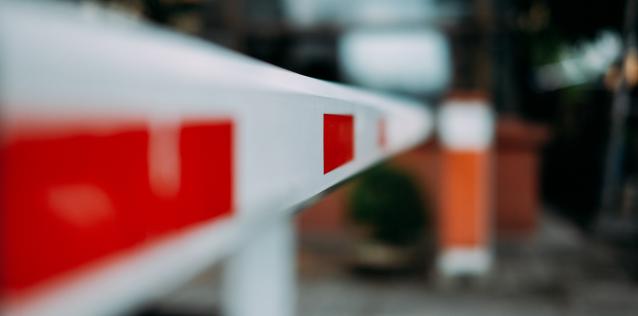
[
  {"left": 0, "top": 1, "right": 432, "bottom": 315},
  {"left": 437, "top": 93, "right": 495, "bottom": 278}
]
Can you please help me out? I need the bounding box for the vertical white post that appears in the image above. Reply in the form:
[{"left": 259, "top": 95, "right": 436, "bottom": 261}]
[{"left": 222, "top": 216, "right": 296, "bottom": 316}]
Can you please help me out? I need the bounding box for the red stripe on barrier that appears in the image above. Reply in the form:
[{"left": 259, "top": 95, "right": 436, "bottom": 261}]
[
  {"left": 323, "top": 114, "right": 354, "bottom": 174},
  {"left": 1, "top": 119, "right": 233, "bottom": 294},
  {"left": 378, "top": 118, "right": 386, "bottom": 149}
]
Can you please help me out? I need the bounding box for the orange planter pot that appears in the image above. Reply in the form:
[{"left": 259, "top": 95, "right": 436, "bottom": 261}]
[{"left": 495, "top": 117, "right": 549, "bottom": 238}]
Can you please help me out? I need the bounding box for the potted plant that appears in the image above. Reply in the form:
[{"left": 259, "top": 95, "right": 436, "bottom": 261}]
[{"left": 348, "top": 165, "right": 428, "bottom": 269}]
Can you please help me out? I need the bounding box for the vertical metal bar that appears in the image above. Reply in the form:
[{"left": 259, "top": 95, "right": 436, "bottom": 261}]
[
  {"left": 221, "top": 217, "right": 296, "bottom": 316},
  {"left": 599, "top": 0, "right": 637, "bottom": 217}
]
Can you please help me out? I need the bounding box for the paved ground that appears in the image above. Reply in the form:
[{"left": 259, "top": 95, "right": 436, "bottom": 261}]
[
  {"left": 137, "top": 213, "right": 638, "bottom": 316},
  {"left": 296, "top": 213, "right": 638, "bottom": 316}
]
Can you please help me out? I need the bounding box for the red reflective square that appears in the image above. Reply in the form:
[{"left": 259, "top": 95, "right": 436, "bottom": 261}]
[
  {"left": 378, "top": 118, "right": 386, "bottom": 149},
  {"left": 1, "top": 119, "right": 233, "bottom": 294},
  {"left": 323, "top": 114, "right": 354, "bottom": 173}
]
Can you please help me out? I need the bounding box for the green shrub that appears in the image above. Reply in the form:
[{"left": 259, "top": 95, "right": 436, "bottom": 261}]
[{"left": 349, "top": 165, "right": 427, "bottom": 246}]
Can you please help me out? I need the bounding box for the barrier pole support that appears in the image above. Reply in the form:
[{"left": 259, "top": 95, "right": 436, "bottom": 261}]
[
  {"left": 221, "top": 215, "right": 296, "bottom": 316},
  {"left": 437, "top": 94, "right": 495, "bottom": 279}
]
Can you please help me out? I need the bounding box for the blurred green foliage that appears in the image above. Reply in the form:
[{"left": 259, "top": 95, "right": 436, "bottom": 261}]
[{"left": 348, "top": 165, "right": 427, "bottom": 246}]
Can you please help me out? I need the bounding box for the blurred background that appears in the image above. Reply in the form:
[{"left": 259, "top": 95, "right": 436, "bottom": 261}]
[{"left": 42, "top": 0, "right": 638, "bottom": 315}]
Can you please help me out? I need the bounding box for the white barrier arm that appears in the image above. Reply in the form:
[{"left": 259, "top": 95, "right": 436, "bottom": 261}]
[{"left": 0, "top": 1, "right": 432, "bottom": 315}]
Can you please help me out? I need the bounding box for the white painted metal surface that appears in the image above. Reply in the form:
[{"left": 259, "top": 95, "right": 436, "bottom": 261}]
[
  {"left": 438, "top": 101, "right": 495, "bottom": 151},
  {"left": 0, "top": 1, "right": 432, "bottom": 315},
  {"left": 222, "top": 217, "right": 296, "bottom": 316}
]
